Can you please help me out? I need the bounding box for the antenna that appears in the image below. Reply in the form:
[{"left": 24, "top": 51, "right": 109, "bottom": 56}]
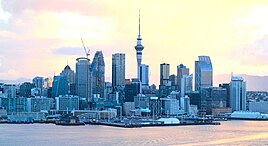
[{"left": 139, "top": 9, "right": 140, "bottom": 36}]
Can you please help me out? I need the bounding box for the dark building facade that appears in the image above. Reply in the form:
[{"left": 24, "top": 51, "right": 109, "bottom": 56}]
[
  {"left": 201, "top": 87, "right": 227, "bottom": 114},
  {"left": 52, "top": 75, "right": 68, "bottom": 98},
  {"left": 19, "top": 82, "right": 34, "bottom": 97}
]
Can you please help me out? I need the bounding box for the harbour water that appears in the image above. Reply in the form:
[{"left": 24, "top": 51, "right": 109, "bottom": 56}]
[{"left": 1, "top": 121, "right": 268, "bottom": 146}]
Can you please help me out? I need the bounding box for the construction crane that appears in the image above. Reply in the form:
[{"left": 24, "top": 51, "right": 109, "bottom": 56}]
[{"left": 81, "top": 38, "right": 90, "bottom": 107}]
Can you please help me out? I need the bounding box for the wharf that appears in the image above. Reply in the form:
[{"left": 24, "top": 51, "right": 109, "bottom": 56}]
[{"left": 89, "top": 121, "right": 220, "bottom": 128}]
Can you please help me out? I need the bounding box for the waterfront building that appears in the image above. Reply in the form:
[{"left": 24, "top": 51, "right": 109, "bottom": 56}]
[
  {"left": 134, "top": 11, "right": 144, "bottom": 81},
  {"left": 123, "top": 102, "right": 135, "bottom": 116},
  {"left": 112, "top": 53, "right": 125, "bottom": 88},
  {"left": 149, "top": 97, "right": 161, "bottom": 117},
  {"left": 177, "top": 64, "right": 189, "bottom": 91},
  {"left": 51, "top": 75, "right": 68, "bottom": 98},
  {"left": 161, "top": 98, "right": 180, "bottom": 116},
  {"left": 19, "top": 82, "right": 34, "bottom": 97},
  {"left": 60, "top": 65, "right": 75, "bottom": 95},
  {"left": 32, "top": 76, "right": 44, "bottom": 95},
  {"left": 26, "top": 96, "right": 54, "bottom": 112},
  {"left": 55, "top": 95, "right": 79, "bottom": 111},
  {"left": 134, "top": 94, "right": 149, "bottom": 109},
  {"left": 180, "top": 95, "right": 190, "bottom": 115},
  {"left": 230, "top": 76, "right": 246, "bottom": 111},
  {"left": 195, "top": 56, "right": 213, "bottom": 92},
  {"left": 0, "top": 97, "right": 27, "bottom": 114},
  {"left": 180, "top": 74, "right": 193, "bottom": 97},
  {"left": 76, "top": 57, "right": 92, "bottom": 101},
  {"left": 249, "top": 101, "right": 268, "bottom": 114},
  {"left": 91, "top": 51, "right": 105, "bottom": 98}
]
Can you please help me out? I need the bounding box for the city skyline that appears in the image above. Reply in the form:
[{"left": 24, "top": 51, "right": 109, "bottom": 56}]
[{"left": 1, "top": 0, "right": 268, "bottom": 86}]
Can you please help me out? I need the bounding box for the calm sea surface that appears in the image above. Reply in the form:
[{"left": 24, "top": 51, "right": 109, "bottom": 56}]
[{"left": 1, "top": 121, "right": 268, "bottom": 146}]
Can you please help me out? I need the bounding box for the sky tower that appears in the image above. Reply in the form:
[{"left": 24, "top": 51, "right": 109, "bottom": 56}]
[{"left": 135, "top": 10, "right": 144, "bottom": 81}]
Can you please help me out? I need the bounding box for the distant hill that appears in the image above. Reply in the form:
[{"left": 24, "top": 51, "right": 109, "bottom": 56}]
[
  {"left": 0, "top": 78, "right": 31, "bottom": 84},
  {"left": 215, "top": 74, "right": 268, "bottom": 91}
]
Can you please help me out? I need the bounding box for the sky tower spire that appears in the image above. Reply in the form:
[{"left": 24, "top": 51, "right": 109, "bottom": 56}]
[{"left": 135, "top": 10, "right": 144, "bottom": 81}]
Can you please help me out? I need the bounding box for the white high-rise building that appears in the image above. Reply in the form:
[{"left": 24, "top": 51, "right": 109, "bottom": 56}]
[
  {"left": 230, "top": 76, "right": 246, "bottom": 111},
  {"left": 181, "top": 74, "right": 193, "bottom": 97}
]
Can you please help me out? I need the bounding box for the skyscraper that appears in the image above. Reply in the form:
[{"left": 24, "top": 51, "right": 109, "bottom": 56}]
[
  {"left": 139, "top": 64, "right": 149, "bottom": 88},
  {"left": 177, "top": 64, "right": 189, "bottom": 91},
  {"left": 160, "top": 63, "right": 170, "bottom": 86},
  {"left": 230, "top": 76, "right": 246, "bottom": 111},
  {"left": 76, "top": 57, "right": 92, "bottom": 100},
  {"left": 32, "top": 76, "right": 44, "bottom": 94},
  {"left": 91, "top": 51, "right": 105, "bottom": 98},
  {"left": 52, "top": 75, "right": 68, "bottom": 97},
  {"left": 134, "top": 11, "right": 144, "bottom": 81},
  {"left": 195, "top": 56, "right": 213, "bottom": 92},
  {"left": 112, "top": 53, "right": 125, "bottom": 87},
  {"left": 60, "top": 65, "right": 75, "bottom": 95}
]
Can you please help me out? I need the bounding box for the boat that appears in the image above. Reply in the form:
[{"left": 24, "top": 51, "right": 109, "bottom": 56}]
[{"left": 55, "top": 114, "right": 85, "bottom": 126}]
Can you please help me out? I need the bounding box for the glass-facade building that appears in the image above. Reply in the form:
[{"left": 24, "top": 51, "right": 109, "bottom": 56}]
[
  {"left": 195, "top": 56, "right": 213, "bottom": 92},
  {"left": 112, "top": 53, "right": 125, "bottom": 87},
  {"left": 76, "top": 57, "right": 92, "bottom": 100},
  {"left": 52, "top": 75, "right": 68, "bottom": 98},
  {"left": 91, "top": 51, "right": 105, "bottom": 98}
]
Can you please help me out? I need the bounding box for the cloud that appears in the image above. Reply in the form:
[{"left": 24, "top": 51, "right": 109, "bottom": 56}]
[
  {"left": 1, "top": 0, "right": 108, "bottom": 17},
  {"left": 52, "top": 47, "right": 84, "bottom": 56}
]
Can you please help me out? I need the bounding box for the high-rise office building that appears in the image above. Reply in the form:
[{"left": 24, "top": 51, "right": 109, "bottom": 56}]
[
  {"left": 195, "top": 56, "right": 213, "bottom": 92},
  {"left": 76, "top": 57, "right": 92, "bottom": 101},
  {"left": 52, "top": 75, "right": 68, "bottom": 98},
  {"left": 112, "top": 53, "right": 125, "bottom": 87},
  {"left": 91, "top": 51, "right": 105, "bottom": 98},
  {"left": 177, "top": 64, "right": 189, "bottom": 91},
  {"left": 32, "top": 76, "right": 44, "bottom": 94},
  {"left": 60, "top": 65, "right": 75, "bottom": 95},
  {"left": 140, "top": 64, "right": 149, "bottom": 88},
  {"left": 230, "top": 76, "right": 246, "bottom": 111},
  {"left": 160, "top": 63, "right": 170, "bottom": 86},
  {"left": 134, "top": 11, "right": 144, "bottom": 81}
]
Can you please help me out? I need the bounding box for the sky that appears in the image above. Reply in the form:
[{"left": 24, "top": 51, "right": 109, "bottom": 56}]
[{"left": 1, "top": 0, "right": 268, "bottom": 86}]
